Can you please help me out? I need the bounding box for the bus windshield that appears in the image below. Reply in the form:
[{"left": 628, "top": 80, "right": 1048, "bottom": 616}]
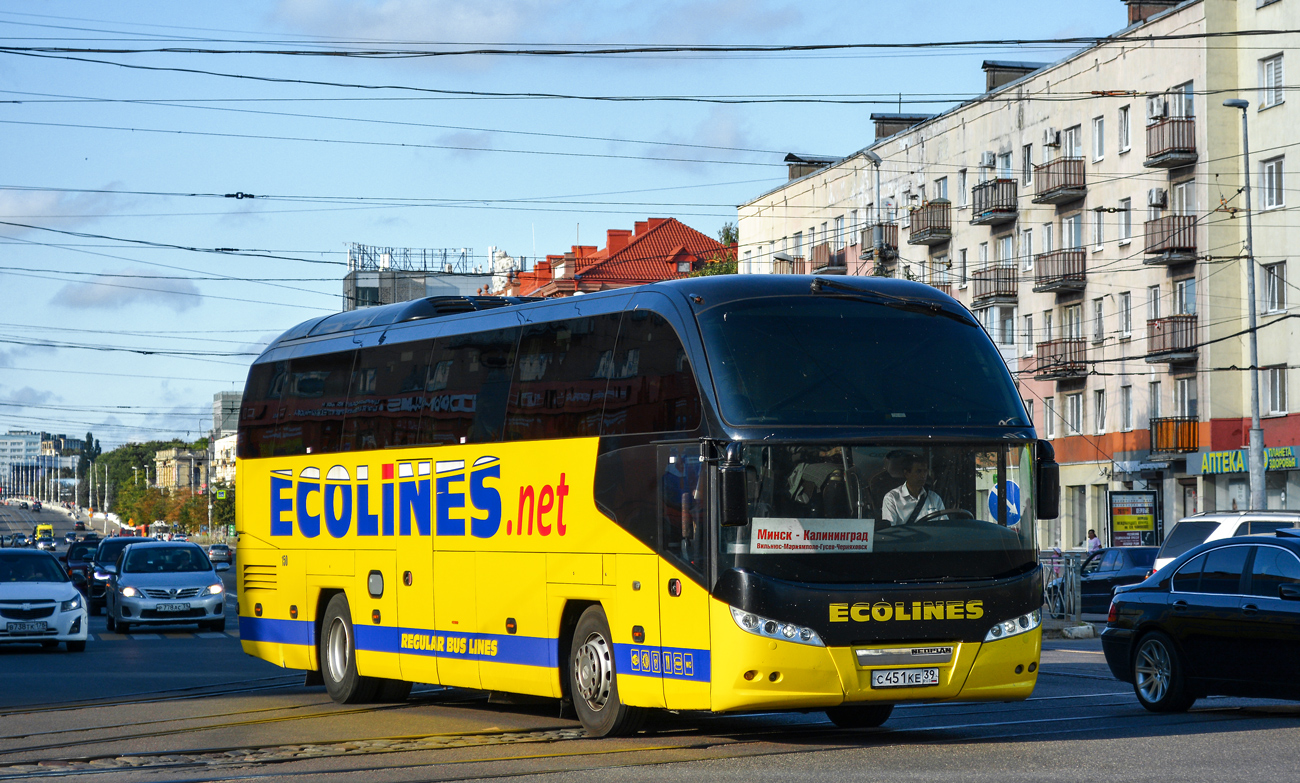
[
  {"left": 719, "top": 442, "right": 1037, "bottom": 584},
  {"left": 696, "top": 296, "right": 1026, "bottom": 427}
]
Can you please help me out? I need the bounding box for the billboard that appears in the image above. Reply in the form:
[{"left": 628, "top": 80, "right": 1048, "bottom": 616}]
[{"left": 1109, "top": 490, "right": 1159, "bottom": 547}]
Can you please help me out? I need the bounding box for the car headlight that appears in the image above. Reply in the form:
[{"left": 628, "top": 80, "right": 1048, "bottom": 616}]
[
  {"left": 984, "top": 609, "right": 1042, "bottom": 642},
  {"left": 93, "top": 570, "right": 110, "bottom": 581},
  {"left": 207, "top": 583, "right": 224, "bottom": 595},
  {"left": 729, "top": 605, "right": 825, "bottom": 647},
  {"left": 120, "top": 586, "right": 139, "bottom": 598},
  {"left": 61, "top": 595, "right": 82, "bottom": 612}
]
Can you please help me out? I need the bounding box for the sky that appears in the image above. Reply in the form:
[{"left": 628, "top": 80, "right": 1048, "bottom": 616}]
[{"left": 0, "top": 0, "right": 1122, "bottom": 447}]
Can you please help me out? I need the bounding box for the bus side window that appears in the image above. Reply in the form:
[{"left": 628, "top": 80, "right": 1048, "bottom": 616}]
[
  {"left": 423, "top": 328, "right": 520, "bottom": 445},
  {"left": 341, "top": 340, "right": 437, "bottom": 451},
  {"left": 278, "top": 351, "right": 356, "bottom": 457},
  {"left": 238, "top": 361, "right": 289, "bottom": 459},
  {"left": 505, "top": 314, "right": 621, "bottom": 441},
  {"left": 603, "top": 311, "right": 702, "bottom": 435},
  {"left": 661, "top": 445, "right": 706, "bottom": 576}
]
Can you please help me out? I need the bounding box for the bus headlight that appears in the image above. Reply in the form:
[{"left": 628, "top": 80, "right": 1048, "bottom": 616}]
[
  {"left": 730, "top": 606, "right": 824, "bottom": 647},
  {"left": 984, "top": 609, "right": 1041, "bottom": 642}
]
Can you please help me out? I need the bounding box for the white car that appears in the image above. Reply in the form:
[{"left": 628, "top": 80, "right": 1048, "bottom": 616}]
[
  {"left": 1153, "top": 510, "right": 1300, "bottom": 572},
  {"left": 0, "top": 549, "right": 89, "bottom": 651}
]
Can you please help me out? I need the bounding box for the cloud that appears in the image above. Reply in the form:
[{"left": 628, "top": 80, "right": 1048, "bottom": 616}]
[
  {"left": 273, "top": 0, "right": 567, "bottom": 47},
  {"left": 0, "top": 386, "right": 58, "bottom": 406},
  {"left": 0, "top": 344, "right": 54, "bottom": 368},
  {"left": 435, "top": 130, "right": 494, "bottom": 159},
  {"left": 637, "top": 106, "right": 765, "bottom": 172},
  {"left": 50, "top": 267, "right": 202, "bottom": 313},
  {"left": 0, "top": 187, "right": 130, "bottom": 235}
]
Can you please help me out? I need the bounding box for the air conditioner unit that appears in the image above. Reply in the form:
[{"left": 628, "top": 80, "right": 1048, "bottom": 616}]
[
  {"left": 980, "top": 151, "right": 997, "bottom": 168},
  {"left": 1043, "top": 128, "right": 1061, "bottom": 147},
  {"left": 1147, "top": 95, "right": 1168, "bottom": 121},
  {"left": 1147, "top": 188, "right": 1168, "bottom": 208}
]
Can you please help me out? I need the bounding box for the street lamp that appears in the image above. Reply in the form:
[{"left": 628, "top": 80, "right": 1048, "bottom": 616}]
[{"left": 1224, "top": 98, "right": 1265, "bottom": 509}]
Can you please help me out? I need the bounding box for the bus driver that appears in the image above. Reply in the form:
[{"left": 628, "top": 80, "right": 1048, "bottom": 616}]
[{"left": 881, "top": 453, "right": 945, "bottom": 526}]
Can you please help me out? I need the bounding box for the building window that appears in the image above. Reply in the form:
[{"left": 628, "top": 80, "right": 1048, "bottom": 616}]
[
  {"left": 997, "top": 234, "right": 1015, "bottom": 265},
  {"left": 1118, "top": 105, "right": 1131, "bottom": 152},
  {"left": 1149, "top": 381, "right": 1162, "bottom": 420},
  {"left": 1119, "top": 291, "right": 1132, "bottom": 337},
  {"left": 959, "top": 248, "right": 968, "bottom": 286},
  {"left": 1024, "top": 313, "right": 1035, "bottom": 355},
  {"left": 1020, "top": 228, "right": 1034, "bottom": 270},
  {"left": 1176, "top": 277, "right": 1196, "bottom": 315},
  {"left": 1022, "top": 144, "right": 1034, "bottom": 185},
  {"left": 997, "top": 152, "right": 1013, "bottom": 180},
  {"left": 1094, "top": 389, "right": 1106, "bottom": 434},
  {"left": 1266, "top": 366, "right": 1289, "bottom": 414},
  {"left": 1066, "top": 393, "right": 1083, "bottom": 435},
  {"left": 932, "top": 254, "right": 950, "bottom": 286},
  {"left": 1175, "top": 378, "right": 1197, "bottom": 418},
  {"left": 1063, "top": 124, "right": 1082, "bottom": 158},
  {"left": 1091, "top": 209, "right": 1104, "bottom": 251},
  {"left": 1042, "top": 222, "right": 1054, "bottom": 253},
  {"left": 1121, "top": 385, "right": 1133, "bottom": 431},
  {"left": 957, "top": 169, "right": 967, "bottom": 206},
  {"left": 834, "top": 216, "right": 845, "bottom": 249},
  {"left": 1265, "top": 262, "right": 1287, "bottom": 312},
  {"left": 998, "top": 306, "right": 1015, "bottom": 345},
  {"left": 792, "top": 232, "right": 802, "bottom": 260},
  {"left": 1064, "top": 304, "right": 1083, "bottom": 339},
  {"left": 1261, "top": 54, "right": 1284, "bottom": 109},
  {"left": 1093, "top": 298, "right": 1104, "bottom": 342},
  {"left": 1171, "top": 81, "right": 1195, "bottom": 119},
  {"left": 978, "top": 242, "right": 989, "bottom": 270},
  {"left": 1064, "top": 213, "right": 1083, "bottom": 249},
  {"left": 1092, "top": 116, "right": 1105, "bottom": 161},
  {"left": 1118, "top": 197, "right": 1132, "bottom": 243},
  {"left": 1262, "top": 156, "right": 1285, "bottom": 209},
  {"left": 1025, "top": 399, "right": 1035, "bottom": 428},
  {"left": 934, "top": 177, "right": 948, "bottom": 200},
  {"left": 1045, "top": 398, "right": 1056, "bottom": 438},
  {"left": 1043, "top": 310, "right": 1054, "bottom": 342},
  {"left": 1147, "top": 285, "right": 1161, "bottom": 321}
]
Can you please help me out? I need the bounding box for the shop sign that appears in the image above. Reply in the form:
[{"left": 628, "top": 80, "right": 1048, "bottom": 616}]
[
  {"left": 1198, "top": 445, "right": 1298, "bottom": 475},
  {"left": 1109, "top": 490, "right": 1158, "bottom": 547}
]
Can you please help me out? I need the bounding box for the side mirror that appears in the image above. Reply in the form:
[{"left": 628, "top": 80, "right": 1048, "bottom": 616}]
[
  {"left": 103, "top": 563, "right": 118, "bottom": 575},
  {"left": 1280, "top": 584, "right": 1300, "bottom": 601},
  {"left": 70, "top": 571, "right": 87, "bottom": 587},
  {"left": 719, "top": 443, "right": 750, "bottom": 528},
  {"left": 1036, "top": 439, "right": 1060, "bottom": 520},
  {"left": 215, "top": 563, "right": 230, "bottom": 572}
]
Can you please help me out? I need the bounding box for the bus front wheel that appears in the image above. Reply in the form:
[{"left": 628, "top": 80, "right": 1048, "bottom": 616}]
[
  {"left": 568, "top": 605, "right": 645, "bottom": 737},
  {"left": 825, "top": 703, "right": 894, "bottom": 729},
  {"left": 320, "top": 594, "right": 379, "bottom": 704}
]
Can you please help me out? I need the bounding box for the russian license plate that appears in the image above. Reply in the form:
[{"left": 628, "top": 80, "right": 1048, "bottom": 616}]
[
  {"left": 155, "top": 603, "right": 190, "bottom": 613},
  {"left": 870, "top": 667, "right": 940, "bottom": 689},
  {"left": 6, "top": 621, "right": 47, "bottom": 634}
]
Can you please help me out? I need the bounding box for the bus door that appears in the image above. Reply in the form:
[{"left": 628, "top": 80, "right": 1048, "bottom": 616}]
[
  {"left": 396, "top": 536, "right": 438, "bottom": 686},
  {"left": 657, "top": 444, "right": 711, "bottom": 709}
]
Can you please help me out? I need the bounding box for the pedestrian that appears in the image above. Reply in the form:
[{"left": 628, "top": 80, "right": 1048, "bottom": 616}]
[{"left": 1086, "top": 528, "right": 1101, "bottom": 553}]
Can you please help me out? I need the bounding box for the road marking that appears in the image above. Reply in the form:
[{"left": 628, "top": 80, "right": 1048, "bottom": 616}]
[
  {"left": 195, "top": 632, "right": 228, "bottom": 639},
  {"left": 128, "top": 633, "right": 162, "bottom": 640}
]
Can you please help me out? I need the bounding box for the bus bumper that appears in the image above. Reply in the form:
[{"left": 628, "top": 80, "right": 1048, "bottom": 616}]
[{"left": 709, "top": 601, "right": 1040, "bottom": 712}]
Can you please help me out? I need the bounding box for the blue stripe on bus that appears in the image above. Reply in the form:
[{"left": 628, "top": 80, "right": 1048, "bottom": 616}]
[
  {"left": 614, "top": 643, "right": 711, "bottom": 682},
  {"left": 356, "top": 625, "right": 558, "bottom": 668},
  {"left": 239, "top": 616, "right": 315, "bottom": 646}
]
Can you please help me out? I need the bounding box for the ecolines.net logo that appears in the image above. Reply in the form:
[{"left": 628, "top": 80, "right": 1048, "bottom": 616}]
[{"left": 267, "top": 457, "right": 571, "bottom": 540}]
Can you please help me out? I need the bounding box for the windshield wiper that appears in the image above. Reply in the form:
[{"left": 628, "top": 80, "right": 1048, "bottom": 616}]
[{"left": 809, "top": 277, "right": 975, "bottom": 325}]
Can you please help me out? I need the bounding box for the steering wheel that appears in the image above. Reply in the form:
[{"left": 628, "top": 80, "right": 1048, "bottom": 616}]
[{"left": 911, "top": 508, "right": 975, "bottom": 524}]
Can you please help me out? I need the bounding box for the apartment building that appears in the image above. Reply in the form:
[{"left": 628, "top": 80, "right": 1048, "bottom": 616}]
[{"left": 738, "top": 0, "right": 1299, "bottom": 548}]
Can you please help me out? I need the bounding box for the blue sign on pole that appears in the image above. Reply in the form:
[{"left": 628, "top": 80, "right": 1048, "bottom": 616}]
[{"left": 989, "top": 481, "right": 1022, "bottom": 527}]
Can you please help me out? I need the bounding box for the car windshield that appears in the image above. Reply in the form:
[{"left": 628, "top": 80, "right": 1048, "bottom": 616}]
[
  {"left": 0, "top": 554, "right": 68, "bottom": 583},
  {"left": 696, "top": 296, "right": 1026, "bottom": 427},
  {"left": 95, "top": 539, "right": 134, "bottom": 564},
  {"left": 67, "top": 543, "right": 97, "bottom": 560},
  {"left": 1157, "top": 521, "right": 1218, "bottom": 561},
  {"left": 123, "top": 547, "right": 211, "bottom": 573},
  {"left": 716, "top": 442, "right": 1038, "bottom": 583}
]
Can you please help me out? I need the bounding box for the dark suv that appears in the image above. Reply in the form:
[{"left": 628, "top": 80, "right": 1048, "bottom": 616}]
[
  {"left": 88, "top": 537, "right": 141, "bottom": 615},
  {"left": 61, "top": 540, "right": 99, "bottom": 590},
  {"left": 1102, "top": 531, "right": 1300, "bottom": 711}
]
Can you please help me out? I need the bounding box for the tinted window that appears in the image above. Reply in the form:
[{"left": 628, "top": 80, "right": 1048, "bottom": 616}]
[
  {"left": 661, "top": 444, "right": 706, "bottom": 577},
  {"left": 1171, "top": 553, "right": 1206, "bottom": 593},
  {"left": 1200, "top": 546, "right": 1249, "bottom": 594},
  {"left": 1248, "top": 546, "right": 1300, "bottom": 597},
  {"left": 506, "top": 315, "right": 621, "bottom": 441},
  {"left": 280, "top": 351, "right": 355, "bottom": 456},
  {"left": 0, "top": 554, "right": 67, "bottom": 583},
  {"left": 1126, "top": 548, "right": 1157, "bottom": 568},
  {"left": 341, "top": 340, "right": 437, "bottom": 451},
  {"left": 696, "top": 296, "right": 1024, "bottom": 427},
  {"left": 95, "top": 538, "right": 135, "bottom": 564},
  {"left": 238, "top": 360, "right": 290, "bottom": 459},
  {"left": 67, "top": 542, "right": 97, "bottom": 560},
  {"left": 1099, "top": 549, "right": 1122, "bottom": 572},
  {"left": 603, "top": 311, "right": 701, "bottom": 434},
  {"left": 422, "top": 328, "right": 520, "bottom": 445},
  {"left": 1249, "top": 520, "right": 1296, "bottom": 535},
  {"left": 1158, "top": 521, "right": 1218, "bottom": 561}
]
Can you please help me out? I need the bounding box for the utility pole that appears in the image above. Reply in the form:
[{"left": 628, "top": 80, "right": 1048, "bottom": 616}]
[{"left": 1224, "top": 98, "right": 1265, "bottom": 509}]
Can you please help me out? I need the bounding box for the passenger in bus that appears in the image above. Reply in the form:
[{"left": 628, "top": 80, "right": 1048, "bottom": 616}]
[
  {"left": 867, "top": 450, "right": 909, "bottom": 514},
  {"left": 881, "top": 453, "right": 946, "bottom": 526},
  {"left": 662, "top": 448, "right": 705, "bottom": 570},
  {"left": 785, "top": 447, "right": 851, "bottom": 518}
]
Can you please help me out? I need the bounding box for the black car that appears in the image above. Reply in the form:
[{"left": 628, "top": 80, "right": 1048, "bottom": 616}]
[
  {"left": 1078, "top": 547, "right": 1159, "bottom": 614},
  {"left": 1101, "top": 531, "right": 1300, "bottom": 711},
  {"left": 61, "top": 540, "right": 99, "bottom": 591},
  {"left": 87, "top": 537, "right": 142, "bottom": 615}
]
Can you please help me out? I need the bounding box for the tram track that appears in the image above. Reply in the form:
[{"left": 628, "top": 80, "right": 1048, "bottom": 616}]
[{"left": 0, "top": 674, "right": 305, "bottom": 717}]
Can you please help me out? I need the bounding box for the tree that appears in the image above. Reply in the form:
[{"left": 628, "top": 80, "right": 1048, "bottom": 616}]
[{"left": 689, "top": 221, "right": 739, "bottom": 277}]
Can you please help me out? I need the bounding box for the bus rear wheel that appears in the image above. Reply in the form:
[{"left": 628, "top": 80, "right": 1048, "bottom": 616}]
[
  {"left": 825, "top": 703, "right": 894, "bottom": 729},
  {"left": 568, "top": 606, "right": 645, "bottom": 737},
  {"left": 320, "top": 594, "right": 378, "bottom": 704}
]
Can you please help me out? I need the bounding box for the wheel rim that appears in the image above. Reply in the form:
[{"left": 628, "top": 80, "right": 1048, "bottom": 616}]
[
  {"left": 1135, "top": 638, "right": 1171, "bottom": 704},
  {"left": 574, "top": 631, "right": 613, "bottom": 712},
  {"left": 326, "top": 617, "right": 350, "bottom": 683}
]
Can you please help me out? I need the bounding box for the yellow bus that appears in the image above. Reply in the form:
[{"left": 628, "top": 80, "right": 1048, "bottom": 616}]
[{"left": 235, "top": 276, "right": 1058, "bottom": 736}]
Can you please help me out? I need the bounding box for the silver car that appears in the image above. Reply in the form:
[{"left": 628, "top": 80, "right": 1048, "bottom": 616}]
[{"left": 104, "top": 542, "right": 229, "bottom": 634}]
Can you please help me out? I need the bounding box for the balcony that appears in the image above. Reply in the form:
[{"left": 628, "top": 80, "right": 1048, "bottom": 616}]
[
  {"left": 1144, "top": 215, "right": 1197, "bottom": 264},
  {"left": 772, "top": 255, "right": 807, "bottom": 275},
  {"left": 970, "top": 179, "right": 1018, "bottom": 226},
  {"left": 1035, "top": 338, "right": 1088, "bottom": 380},
  {"left": 859, "top": 224, "right": 898, "bottom": 273},
  {"left": 810, "top": 242, "right": 848, "bottom": 274},
  {"left": 1144, "top": 117, "right": 1197, "bottom": 169},
  {"left": 907, "top": 199, "right": 952, "bottom": 246},
  {"left": 1146, "top": 314, "right": 1198, "bottom": 362},
  {"left": 1032, "top": 157, "right": 1087, "bottom": 204},
  {"left": 1032, "top": 249, "right": 1087, "bottom": 293},
  {"left": 1150, "top": 416, "right": 1199, "bottom": 454},
  {"left": 972, "top": 263, "right": 1018, "bottom": 306}
]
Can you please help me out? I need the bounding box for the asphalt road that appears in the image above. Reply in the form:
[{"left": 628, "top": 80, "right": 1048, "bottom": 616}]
[{"left": 2, "top": 503, "right": 1298, "bottom": 782}]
